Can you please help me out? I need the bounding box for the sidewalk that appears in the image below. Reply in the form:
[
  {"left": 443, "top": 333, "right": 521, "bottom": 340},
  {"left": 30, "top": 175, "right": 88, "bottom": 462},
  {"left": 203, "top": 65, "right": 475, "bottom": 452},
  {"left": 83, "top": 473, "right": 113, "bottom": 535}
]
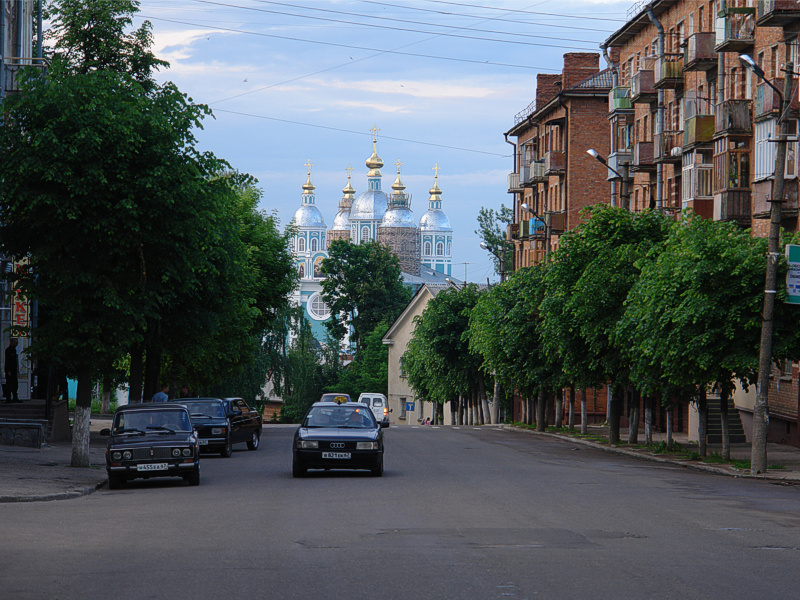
[{"left": 2, "top": 421, "right": 799, "bottom": 502}]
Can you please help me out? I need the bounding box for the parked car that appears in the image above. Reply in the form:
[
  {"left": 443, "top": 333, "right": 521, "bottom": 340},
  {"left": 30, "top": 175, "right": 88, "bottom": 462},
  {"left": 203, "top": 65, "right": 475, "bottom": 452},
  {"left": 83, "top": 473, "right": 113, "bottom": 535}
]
[
  {"left": 178, "top": 398, "right": 235, "bottom": 457},
  {"left": 101, "top": 403, "right": 200, "bottom": 489},
  {"left": 357, "top": 392, "right": 390, "bottom": 425},
  {"left": 319, "top": 392, "right": 351, "bottom": 404},
  {"left": 293, "top": 401, "right": 387, "bottom": 477},
  {"left": 222, "top": 397, "right": 262, "bottom": 451}
]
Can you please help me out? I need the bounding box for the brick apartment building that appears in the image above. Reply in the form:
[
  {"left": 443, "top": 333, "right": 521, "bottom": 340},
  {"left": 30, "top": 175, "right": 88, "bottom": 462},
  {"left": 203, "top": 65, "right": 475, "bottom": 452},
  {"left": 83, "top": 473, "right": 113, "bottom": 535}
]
[{"left": 504, "top": 1, "right": 800, "bottom": 445}]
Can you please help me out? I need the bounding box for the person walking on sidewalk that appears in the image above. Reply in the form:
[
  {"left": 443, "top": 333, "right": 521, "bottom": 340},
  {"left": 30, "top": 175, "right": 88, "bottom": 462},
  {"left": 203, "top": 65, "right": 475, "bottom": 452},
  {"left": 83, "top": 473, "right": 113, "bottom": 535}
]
[
  {"left": 4, "top": 338, "right": 20, "bottom": 403},
  {"left": 151, "top": 382, "right": 169, "bottom": 402}
]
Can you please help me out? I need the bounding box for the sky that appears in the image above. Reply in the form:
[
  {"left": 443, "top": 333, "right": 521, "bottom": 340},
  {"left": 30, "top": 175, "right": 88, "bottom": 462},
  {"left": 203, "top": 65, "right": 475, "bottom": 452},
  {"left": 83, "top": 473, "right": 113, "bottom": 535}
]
[{"left": 132, "top": 0, "right": 633, "bottom": 283}]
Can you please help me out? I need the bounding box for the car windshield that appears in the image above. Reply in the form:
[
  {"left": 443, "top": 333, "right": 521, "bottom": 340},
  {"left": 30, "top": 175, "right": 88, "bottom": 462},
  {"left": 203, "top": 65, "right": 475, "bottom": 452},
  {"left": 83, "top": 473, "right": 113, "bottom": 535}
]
[
  {"left": 181, "top": 401, "right": 225, "bottom": 418},
  {"left": 303, "top": 405, "right": 376, "bottom": 429},
  {"left": 320, "top": 393, "right": 350, "bottom": 403},
  {"left": 113, "top": 409, "right": 192, "bottom": 434}
]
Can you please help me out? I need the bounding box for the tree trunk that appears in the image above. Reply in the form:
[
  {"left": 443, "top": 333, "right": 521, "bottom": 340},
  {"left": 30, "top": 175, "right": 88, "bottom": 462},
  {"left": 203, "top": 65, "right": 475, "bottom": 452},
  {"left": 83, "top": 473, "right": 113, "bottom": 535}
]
[
  {"left": 606, "top": 385, "right": 613, "bottom": 422},
  {"left": 666, "top": 406, "right": 674, "bottom": 451},
  {"left": 492, "top": 380, "right": 501, "bottom": 425},
  {"left": 644, "top": 395, "right": 653, "bottom": 446},
  {"left": 536, "top": 389, "right": 546, "bottom": 432},
  {"left": 568, "top": 387, "right": 575, "bottom": 430},
  {"left": 450, "top": 399, "right": 457, "bottom": 425},
  {"left": 580, "top": 388, "right": 588, "bottom": 435},
  {"left": 481, "top": 388, "right": 491, "bottom": 426},
  {"left": 554, "top": 388, "right": 563, "bottom": 429},
  {"left": 128, "top": 343, "right": 144, "bottom": 404},
  {"left": 521, "top": 394, "right": 528, "bottom": 425},
  {"left": 608, "top": 386, "right": 622, "bottom": 444},
  {"left": 458, "top": 396, "right": 464, "bottom": 425},
  {"left": 70, "top": 363, "right": 93, "bottom": 468},
  {"left": 628, "top": 390, "right": 640, "bottom": 444},
  {"left": 698, "top": 387, "right": 708, "bottom": 457},
  {"left": 720, "top": 386, "right": 731, "bottom": 461}
]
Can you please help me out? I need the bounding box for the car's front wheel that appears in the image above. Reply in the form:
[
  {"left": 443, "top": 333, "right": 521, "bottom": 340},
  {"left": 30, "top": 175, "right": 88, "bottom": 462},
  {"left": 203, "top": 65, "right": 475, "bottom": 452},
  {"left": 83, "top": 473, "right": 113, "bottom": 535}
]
[
  {"left": 185, "top": 469, "right": 200, "bottom": 486},
  {"left": 370, "top": 456, "right": 384, "bottom": 477},
  {"left": 247, "top": 429, "right": 260, "bottom": 450},
  {"left": 221, "top": 436, "right": 233, "bottom": 458},
  {"left": 108, "top": 473, "right": 123, "bottom": 490},
  {"left": 292, "top": 456, "right": 306, "bottom": 478}
]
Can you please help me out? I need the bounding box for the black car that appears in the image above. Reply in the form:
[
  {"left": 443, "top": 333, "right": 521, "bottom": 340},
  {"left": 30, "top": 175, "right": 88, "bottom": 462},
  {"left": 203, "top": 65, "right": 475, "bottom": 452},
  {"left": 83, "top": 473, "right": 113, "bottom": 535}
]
[
  {"left": 222, "top": 397, "right": 262, "bottom": 451},
  {"left": 101, "top": 403, "right": 200, "bottom": 489},
  {"left": 179, "top": 398, "right": 235, "bottom": 457},
  {"left": 293, "top": 401, "right": 387, "bottom": 477}
]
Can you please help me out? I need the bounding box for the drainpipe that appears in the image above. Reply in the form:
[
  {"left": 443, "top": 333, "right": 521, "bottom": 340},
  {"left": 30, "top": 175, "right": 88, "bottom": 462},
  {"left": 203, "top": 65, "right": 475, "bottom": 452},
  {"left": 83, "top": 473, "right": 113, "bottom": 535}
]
[
  {"left": 718, "top": 2, "right": 726, "bottom": 107},
  {"left": 1, "top": 1, "right": 6, "bottom": 100},
  {"left": 647, "top": 7, "right": 665, "bottom": 211},
  {"left": 602, "top": 43, "right": 619, "bottom": 207},
  {"left": 37, "top": 0, "right": 43, "bottom": 59}
]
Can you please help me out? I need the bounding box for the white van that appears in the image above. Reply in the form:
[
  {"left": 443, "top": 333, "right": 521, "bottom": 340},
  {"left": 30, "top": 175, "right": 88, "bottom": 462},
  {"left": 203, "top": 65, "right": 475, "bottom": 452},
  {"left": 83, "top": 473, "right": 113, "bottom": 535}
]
[{"left": 357, "top": 393, "right": 390, "bottom": 425}]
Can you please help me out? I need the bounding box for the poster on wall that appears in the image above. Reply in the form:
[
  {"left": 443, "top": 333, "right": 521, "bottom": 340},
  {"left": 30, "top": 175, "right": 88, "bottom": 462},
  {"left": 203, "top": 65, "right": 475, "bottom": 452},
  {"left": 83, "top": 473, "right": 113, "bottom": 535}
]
[{"left": 787, "top": 245, "right": 800, "bottom": 305}]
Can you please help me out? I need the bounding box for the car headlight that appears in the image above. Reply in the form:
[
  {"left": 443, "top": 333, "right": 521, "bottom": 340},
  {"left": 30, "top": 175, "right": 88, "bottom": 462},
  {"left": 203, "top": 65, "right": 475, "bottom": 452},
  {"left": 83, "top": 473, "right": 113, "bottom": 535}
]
[
  {"left": 298, "top": 440, "right": 318, "bottom": 449},
  {"left": 182, "top": 448, "right": 192, "bottom": 457},
  {"left": 112, "top": 451, "right": 122, "bottom": 460},
  {"left": 357, "top": 442, "right": 378, "bottom": 450},
  {"left": 172, "top": 448, "right": 181, "bottom": 457},
  {"left": 211, "top": 427, "right": 226, "bottom": 435},
  {"left": 122, "top": 451, "right": 132, "bottom": 460}
]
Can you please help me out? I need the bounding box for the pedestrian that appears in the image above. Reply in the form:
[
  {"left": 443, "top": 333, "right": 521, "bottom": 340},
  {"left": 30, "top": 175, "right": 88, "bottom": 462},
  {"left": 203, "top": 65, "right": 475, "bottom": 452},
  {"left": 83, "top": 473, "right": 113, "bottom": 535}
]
[
  {"left": 151, "top": 382, "right": 169, "bottom": 402},
  {"left": 3, "top": 338, "right": 21, "bottom": 403},
  {"left": 179, "top": 383, "right": 191, "bottom": 398}
]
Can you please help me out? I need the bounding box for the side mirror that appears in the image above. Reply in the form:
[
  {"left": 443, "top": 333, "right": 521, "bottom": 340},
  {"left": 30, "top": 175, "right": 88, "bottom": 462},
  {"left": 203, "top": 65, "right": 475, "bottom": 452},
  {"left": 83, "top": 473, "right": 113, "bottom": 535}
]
[{"left": 100, "top": 428, "right": 111, "bottom": 436}]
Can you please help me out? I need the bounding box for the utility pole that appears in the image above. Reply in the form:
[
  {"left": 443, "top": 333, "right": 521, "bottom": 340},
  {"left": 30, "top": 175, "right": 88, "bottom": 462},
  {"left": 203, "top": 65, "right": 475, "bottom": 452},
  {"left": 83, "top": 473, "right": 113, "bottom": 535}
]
[{"left": 748, "top": 59, "right": 794, "bottom": 474}]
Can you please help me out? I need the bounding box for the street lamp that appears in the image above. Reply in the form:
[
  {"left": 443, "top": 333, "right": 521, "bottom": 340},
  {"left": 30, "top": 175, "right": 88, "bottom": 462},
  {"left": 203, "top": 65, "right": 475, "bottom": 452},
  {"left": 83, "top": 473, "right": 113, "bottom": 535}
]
[
  {"left": 739, "top": 53, "right": 794, "bottom": 474},
  {"left": 480, "top": 241, "right": 506, "bottom": 282},
  {"left": 587, "top": 148, "right": 631, "bottom": 210}
]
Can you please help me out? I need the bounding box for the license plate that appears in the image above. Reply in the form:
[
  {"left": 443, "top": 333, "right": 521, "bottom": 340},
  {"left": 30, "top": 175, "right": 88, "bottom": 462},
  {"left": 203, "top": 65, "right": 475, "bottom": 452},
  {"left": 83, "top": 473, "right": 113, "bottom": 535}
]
[
  {"left": 322, "top": 452, "right": 350, "bottom": 459},
  {"left": 198, "top": 439, "right": 209, "bottom": 445},
  {"left": 137, "top": 463, "right": 168, "bottom": 471}
]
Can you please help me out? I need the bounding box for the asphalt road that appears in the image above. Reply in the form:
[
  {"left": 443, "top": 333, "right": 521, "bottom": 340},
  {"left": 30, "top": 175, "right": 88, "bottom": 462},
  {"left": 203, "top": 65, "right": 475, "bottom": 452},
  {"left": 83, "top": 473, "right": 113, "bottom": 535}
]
[{"left": 2, "top": 424, "right": 799, "bottom": 600}]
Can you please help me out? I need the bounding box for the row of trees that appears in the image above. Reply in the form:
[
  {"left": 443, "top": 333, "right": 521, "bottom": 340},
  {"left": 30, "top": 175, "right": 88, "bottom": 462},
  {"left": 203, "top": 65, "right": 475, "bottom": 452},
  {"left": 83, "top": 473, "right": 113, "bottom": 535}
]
[
  {"left": 404, "top": 205, "right": 800, "bottom": 460},
  {"left": 0, "top": 1, "right": 296, "bottom": 466}
]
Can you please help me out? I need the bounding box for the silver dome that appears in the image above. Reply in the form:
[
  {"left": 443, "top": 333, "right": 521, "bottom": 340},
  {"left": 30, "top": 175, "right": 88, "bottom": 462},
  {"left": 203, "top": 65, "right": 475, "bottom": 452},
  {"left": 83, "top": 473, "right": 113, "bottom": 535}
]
[
  {"left": 351, "top": 189, "right": 388, "bottom": 221},
  {"left": 331, "top": 209, "right": 351, "bottom": 231},
  {"left": 292, "top": 204, "right": 326, "bottom": 228},
  {"left": 380, "top": 207, "right": 416, "bottom": 228},
  {"left": 419, "top": 209, "right": 452, "bottom": 231}
]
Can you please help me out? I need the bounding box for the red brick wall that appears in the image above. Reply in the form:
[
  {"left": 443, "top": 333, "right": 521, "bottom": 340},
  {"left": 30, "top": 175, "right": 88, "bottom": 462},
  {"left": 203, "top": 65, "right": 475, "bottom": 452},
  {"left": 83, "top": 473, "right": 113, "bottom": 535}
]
[
  {"left": 536, "top": 74, "right": 561, "bottom": 109},
  {"left": 562, "top": 53, "right": 600, "bottom": 89}
]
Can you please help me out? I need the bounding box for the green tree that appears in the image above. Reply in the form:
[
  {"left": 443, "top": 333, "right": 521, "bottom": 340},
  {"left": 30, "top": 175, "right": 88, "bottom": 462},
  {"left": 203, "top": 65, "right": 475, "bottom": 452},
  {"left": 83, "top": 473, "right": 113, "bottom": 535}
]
[
  {"left": 475, "top": 205, "right": 514, "bottom": 277},
  {"left": 321, "top": 240, "right": 411, "bottom": 351},
  {"left": 331, "top": 320, "right": 392, "bottom": 398}
]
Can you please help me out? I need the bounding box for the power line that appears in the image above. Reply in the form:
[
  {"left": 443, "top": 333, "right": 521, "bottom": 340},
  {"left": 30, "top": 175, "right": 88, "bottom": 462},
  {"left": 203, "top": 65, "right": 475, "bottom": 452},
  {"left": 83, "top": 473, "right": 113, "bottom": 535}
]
[
  {"left": 211, "top": 108, "right": 512, "bottom": 157},
  {"left": 141, "top": 15, "right": 569, "bottom": 70},
  {"left": 185, "top": 0, "right": 603, "bottom": 50},
  {"left": 405, "top": 0, "right": 626, "bottom": 23}
]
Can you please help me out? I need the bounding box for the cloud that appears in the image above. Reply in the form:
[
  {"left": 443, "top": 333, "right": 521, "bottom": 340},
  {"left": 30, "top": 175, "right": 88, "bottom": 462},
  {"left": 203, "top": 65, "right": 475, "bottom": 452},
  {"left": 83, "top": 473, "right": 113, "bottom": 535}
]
[
  {"left": 315, "top": 78, "right": 496, "bottom": 100},
  {"left": 336, "top": 100, "right": 410, "bottom": 113}
]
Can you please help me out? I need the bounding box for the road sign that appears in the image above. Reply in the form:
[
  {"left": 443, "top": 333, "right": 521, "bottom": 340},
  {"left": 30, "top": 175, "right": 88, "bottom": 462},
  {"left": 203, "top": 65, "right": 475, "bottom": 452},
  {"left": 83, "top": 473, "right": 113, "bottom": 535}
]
[{"left": 787, "top": 245, "right": 800, "bottom": 304}]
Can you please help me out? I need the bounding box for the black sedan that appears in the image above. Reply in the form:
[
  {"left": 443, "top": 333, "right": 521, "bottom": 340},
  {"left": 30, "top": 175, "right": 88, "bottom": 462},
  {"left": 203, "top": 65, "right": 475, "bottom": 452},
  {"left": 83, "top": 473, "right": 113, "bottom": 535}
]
[
  {"left": 101, "top": 403, "right": 200, "bottom": 489},
  {"left": 293, "top": 401, "right": 386, "bottom": 477},
  {"left": 179, "top": 398, "right": 235, "bottom": 457},
  {"left": 222, "top": 397, "right": 262, "bottom": 451}
]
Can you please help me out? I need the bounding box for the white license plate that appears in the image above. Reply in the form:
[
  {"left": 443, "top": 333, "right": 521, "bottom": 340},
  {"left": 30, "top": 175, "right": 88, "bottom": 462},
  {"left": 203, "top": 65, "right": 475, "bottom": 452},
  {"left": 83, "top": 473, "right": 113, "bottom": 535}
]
[
  {"left": 198, "top": 439, "right": 209, "bottom": 445},
  {"left": 137, "top": 463, "right": 168, "bottom": 471},
  {"left": 322, "top": 452, "right": 350, "bottom": 459}
]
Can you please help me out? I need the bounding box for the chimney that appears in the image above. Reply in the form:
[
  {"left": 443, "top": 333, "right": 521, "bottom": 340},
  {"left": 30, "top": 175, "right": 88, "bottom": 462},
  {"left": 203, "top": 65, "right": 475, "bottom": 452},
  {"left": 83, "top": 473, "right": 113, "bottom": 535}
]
[
  {"left": 562, "top": 52, "right": 600, "bottom": 89},
  {"left": 536, "top": 74, "right": 562, "bottom": 108}
]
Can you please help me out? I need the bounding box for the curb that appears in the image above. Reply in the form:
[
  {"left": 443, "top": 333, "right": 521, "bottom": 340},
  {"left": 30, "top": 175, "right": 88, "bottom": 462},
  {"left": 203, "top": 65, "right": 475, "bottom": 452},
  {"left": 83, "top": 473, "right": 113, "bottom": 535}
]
[
  {"left": 505, "top": 425, "right": 796, "bottom": 484},
  {"left": 0, "top": 478, "right": 108, "bottom": 503}
]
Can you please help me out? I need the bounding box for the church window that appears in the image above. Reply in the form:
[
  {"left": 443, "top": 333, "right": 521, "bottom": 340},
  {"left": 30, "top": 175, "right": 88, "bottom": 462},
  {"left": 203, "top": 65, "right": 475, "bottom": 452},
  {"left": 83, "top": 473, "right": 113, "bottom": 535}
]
[
  {"left": 447, "top": 242, "right": 451, "bottom": 256},
  {"left": 307, "top": 292, "right": 331, "bottom": 321},
  {"left": 298, "top": 237, "right": 306, "bottom": 252},
  {"left": 361, "top": 226, "right": 370, "bottom": 241},
  {"left": 436, "top": 242, "right": 444, "bottom": 256},
  {"left": 310, "top": 237, "right": 318, "bottom": 252},
  {"left": 424, "top": 241, "right": 432, "bottom": 256}
]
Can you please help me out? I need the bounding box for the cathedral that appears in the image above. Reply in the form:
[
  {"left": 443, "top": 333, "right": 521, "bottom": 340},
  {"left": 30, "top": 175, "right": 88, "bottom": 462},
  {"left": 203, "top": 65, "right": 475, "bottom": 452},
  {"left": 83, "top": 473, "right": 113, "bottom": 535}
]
[{"left": 289, "top": 131, "right": 454, "bottom": 341}]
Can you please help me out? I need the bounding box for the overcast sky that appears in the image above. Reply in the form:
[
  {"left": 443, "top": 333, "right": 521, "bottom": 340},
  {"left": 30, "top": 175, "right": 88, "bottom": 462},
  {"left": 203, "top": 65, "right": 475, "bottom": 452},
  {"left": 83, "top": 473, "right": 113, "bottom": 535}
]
[{"left": 133, "top": 0, "right": 632, "bottom": 283}]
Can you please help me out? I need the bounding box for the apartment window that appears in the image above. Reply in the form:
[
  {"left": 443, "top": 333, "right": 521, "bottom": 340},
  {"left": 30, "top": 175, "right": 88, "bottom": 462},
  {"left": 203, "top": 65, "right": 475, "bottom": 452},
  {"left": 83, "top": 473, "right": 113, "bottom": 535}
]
[
  {"left": 754, "top": 119, "right": 798, "bottom": 181},
  {"left": 399, "top": 397, "right": 407, "bottom": 419},
  {"left": 771, "top": 46, "right": 779, "bottom": 80}
]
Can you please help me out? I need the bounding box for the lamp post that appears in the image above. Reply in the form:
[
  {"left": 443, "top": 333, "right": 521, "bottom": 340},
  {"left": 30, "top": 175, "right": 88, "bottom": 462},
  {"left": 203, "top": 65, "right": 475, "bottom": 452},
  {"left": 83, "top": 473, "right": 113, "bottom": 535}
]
[
  {"left": 480, "top": 241, "right": 506, "bottom": 282},
  {"left": 739, "top": 54, "right": 794, "bottom": 474},
  {"left": 587, "top": 148, "right": 631, "bottom": 210}
]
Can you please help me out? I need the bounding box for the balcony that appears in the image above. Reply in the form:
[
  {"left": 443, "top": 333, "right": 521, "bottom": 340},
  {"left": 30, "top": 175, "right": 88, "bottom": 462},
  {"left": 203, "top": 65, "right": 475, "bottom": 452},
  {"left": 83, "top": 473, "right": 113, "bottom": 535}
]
[
  {"left": 609, "top": 86, "right": 633, "bottom": 114},
  {"left": 684, "top": 115, "right": 715, "bottom": 148},
  {"left": 655, "top": 131, "right": 683, "bottom": 162},
  {"left": 507, "top": 222, "right": 519, "bottom": 241},
  {"left": 654, "top": 54, "right": 684, "bottom": 89},
  {"left": 608, "top": 150, "right": 632, "bottom": 181},
  {"left": 632, "top": 141, "right": 655, "bottom": 172},
  {"left": 684, "top": 32, "right": 717, "bottom": 72},
  {"left": 714, "top": 190, "right": 752, "bottom": 224},
  {"left": 683, "top": 152, "right": 714, "bottom": 205},
  {"left": 715, "top": 100, "right": 753, "bottom": 136},
  {"left": 528, "top": 160, "right": 546, "bottom": 184},
  {"left": 631, "top": 68, "right": 656, "bottom": 104},
  {"left": 520, "top": 217, "right": 546, "bottom": 239},
  {"left": 544, "top": 151, "right": 566, "bottom": 175},
  {"left": 756, "top": 0, "right": 800, "bottom": 27},
  {"left": 545, "top": 211, "right": 566, "bottom": 235},
  {"left": 508, "top": 172, "right": 522, "bottom": 194},
  {"left": 753, "top": 179, "right": 799, "bottom": 217},
  {"left": 715, "top": 7, "right": 756, "bottom": 53},
  {"left": 755, "top": 78, "right": 800, "bottom": 120}
]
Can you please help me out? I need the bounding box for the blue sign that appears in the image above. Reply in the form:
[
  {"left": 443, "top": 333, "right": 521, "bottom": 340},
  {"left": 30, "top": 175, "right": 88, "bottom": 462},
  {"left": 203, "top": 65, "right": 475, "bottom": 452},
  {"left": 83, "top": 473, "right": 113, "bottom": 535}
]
[{"left": 405, "top": 402, "right": 416, "bottom": 412}]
